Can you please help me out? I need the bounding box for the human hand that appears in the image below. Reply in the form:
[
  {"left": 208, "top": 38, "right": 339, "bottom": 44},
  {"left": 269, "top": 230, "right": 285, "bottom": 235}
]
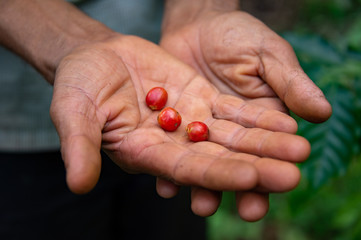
[
  {"left": 160, "top": 4, "right": 331, "bottom": 221},
  {"left": 50, "top": 34, "right": 310, "bottom": 220},
  {"left": 1, "top": 0, "right": 308, "bottom": 221},
  {"left": 160, "top": 10, "right": 332, "bottom": 121}
]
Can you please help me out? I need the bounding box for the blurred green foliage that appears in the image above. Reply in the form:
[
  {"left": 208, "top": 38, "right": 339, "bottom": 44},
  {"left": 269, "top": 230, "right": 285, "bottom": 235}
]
[
  {"left": 207, "top": 0, "right": 361, "bottom": 239},
  {"left": 285, "top": 32, "right": 361, "bottom": 189}
]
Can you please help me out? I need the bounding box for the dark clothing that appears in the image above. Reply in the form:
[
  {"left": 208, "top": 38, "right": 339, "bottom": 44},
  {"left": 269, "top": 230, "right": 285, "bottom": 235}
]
[{"left": 0, "top": 151, "right": 206, "bottom": 240}]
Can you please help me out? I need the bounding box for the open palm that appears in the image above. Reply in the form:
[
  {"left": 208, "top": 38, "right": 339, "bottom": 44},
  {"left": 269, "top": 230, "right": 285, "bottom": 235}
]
[
  {"left": 160, "top": 10, "right": 332, "bottom": 220},
  {"left": 50, "top": 35, "right": 309, "bottom": 219}
]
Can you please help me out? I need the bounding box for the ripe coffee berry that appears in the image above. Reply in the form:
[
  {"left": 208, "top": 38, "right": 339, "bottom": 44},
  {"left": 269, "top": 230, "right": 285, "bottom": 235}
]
[
  {"left": 157, "top": 107, "right": 182, "bottom": 132},
  {"left": 186, "top": 121, "right": 209, "bottom": 142},
  {"left": 145, "top": 87, "right": 168, "bottom": 111}
]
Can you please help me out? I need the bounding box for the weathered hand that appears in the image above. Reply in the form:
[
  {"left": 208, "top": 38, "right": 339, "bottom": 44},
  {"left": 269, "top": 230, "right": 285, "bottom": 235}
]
[
  {"left": 50, "top": 35, "right": 310, "bottom": 219},
  {"left": 160, "top": 10, "right": 331, "bottom": 221},
  {"left": 160, "top": 11, "right": 332, "bottom": 121}
]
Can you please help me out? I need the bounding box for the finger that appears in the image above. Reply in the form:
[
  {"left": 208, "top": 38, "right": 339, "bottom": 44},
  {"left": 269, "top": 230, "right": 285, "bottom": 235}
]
[
  {"left": 118, "top": 132, "right": 258, "bottom": 191},
  {"left": 236, "top": 191, "right": 269, "bottom": 222},
  {"left": 254, "top": 158, "right": 301, "bottom": 192},
  {"left": 50, "top": 93, "right": 103, "bottom": 194},
  {"left": 209, "top": 119, "right": 311, "bottom": 162},
  {"left": 156, "top": 176, "right": 222, "bottom": 217},
  {"left": 191, "top": 187, "right": 221, "bottom": 217},
  {"left": 260, "top": 38, "right": 332, "bottom": 123},
  {"left": 186, "top": 142, "right": 302, "bottom": 193},
  {"left": 246, "top": 97, "right": 289, "bottom": 114},
  {"left": 212, "top": 94, "right": 298, "bottom": 134},
  {"left": 156, "top": 177, "right": 180, "bottom": 198},
  {"left": 61, "top": 135, "right": 102, "bottom": 194},
  {"left": 150, "top": 144, "right": 258, "bottom": 191}
]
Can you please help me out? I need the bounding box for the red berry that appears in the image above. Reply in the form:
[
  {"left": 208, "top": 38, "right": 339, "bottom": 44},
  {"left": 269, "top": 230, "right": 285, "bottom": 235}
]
[
  {"left": 146, "top": 87, "right": 168, "bottom": 110},
  {"left": 186, "top": 121, "right": 209, "bottom": 142},
  {"left": 157, "top": 107, "right": 182, "bottom": 132}
]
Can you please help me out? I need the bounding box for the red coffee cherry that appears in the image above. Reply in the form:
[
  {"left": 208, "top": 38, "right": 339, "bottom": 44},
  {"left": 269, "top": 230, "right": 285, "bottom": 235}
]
[
  {"left": 145, "top": 87, "right": 168, "bottom": 111},
  {"left": 186, "top": 121, "right": 209, "bottom": 142},
  {"left": 157, "top": 107, "right": 182, "bottom": 132}
]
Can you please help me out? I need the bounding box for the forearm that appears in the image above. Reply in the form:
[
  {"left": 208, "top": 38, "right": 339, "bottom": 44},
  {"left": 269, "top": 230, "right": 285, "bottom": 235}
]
[
  {"left": 162, "top": 0, "right": 239, "bottom": 33},
  {"left": 0, "top": 0, "right": 115, "bottom": 83}
]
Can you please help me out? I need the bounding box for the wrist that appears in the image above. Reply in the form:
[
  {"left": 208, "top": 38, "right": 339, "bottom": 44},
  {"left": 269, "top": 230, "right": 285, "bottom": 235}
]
[
  {"left": 162, "top": 0, "right": 239, "bottom": 34},
  {"left": 0, "top": 0, "right": 117, "bottom": 84},
  {"left": 40, "top": 22, "right": 117, "bottom": 84}
]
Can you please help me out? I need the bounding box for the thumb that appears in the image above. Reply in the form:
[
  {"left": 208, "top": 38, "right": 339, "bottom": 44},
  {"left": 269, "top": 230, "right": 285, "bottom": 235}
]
[
  {"left": 50, "top": 94, "right": 103, "bottom": 194},
  {"left": 262, "top": 40, "right": 332, "bottom": 123},
  {"left": 61, "top": 135, "right": 102, "bottom": 194}
]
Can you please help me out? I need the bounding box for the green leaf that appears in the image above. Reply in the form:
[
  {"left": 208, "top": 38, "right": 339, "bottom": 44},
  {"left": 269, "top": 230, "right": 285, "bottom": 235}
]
[
  {"left": 318, "top": 60, "right": 361, "bottom": 88},
  {"left": 285, "top": 33, "right": 361, "bottom": 188},
  {"left": 282, "top": 32, "right": 343, "bottom": 65},
  {"left": 346, "top": 15, "right": 361, "bottom": 52},
  {"left": 298, "top": 85, "right": 359, "bottom": 188}
]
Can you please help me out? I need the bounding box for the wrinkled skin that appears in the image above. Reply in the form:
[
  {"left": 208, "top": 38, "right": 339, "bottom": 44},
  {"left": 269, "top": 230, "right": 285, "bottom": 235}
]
[
  {"left": 160, "top": 11, "right": 332, "bottom": 220},
  {"left": 50, "top": 35, "right": 311, "bottom": 221}
]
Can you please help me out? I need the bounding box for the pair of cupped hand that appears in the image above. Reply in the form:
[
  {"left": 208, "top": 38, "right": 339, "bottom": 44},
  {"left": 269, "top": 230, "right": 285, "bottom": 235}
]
[{"left": 50, "top": 11, "right": 331, "bottom": 221}]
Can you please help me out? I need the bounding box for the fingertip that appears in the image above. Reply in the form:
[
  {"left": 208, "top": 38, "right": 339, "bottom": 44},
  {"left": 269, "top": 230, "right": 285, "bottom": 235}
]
[
  {"left": 66, "top": 167, "right": 100, "bottom": 195},
  {"left": 236, "top": 192, "right": 269, "bottom": 222},
  {"left": 304, "top": 98, "right": 332, "bottom": 123},
  {"left": 191, "top": 187, "right": 221, "bottom": 217},
  {"left": 62, "top": 136, "right": 102, "bottom": 194},
  {"left": 265, "top": 133, "right": 311, "bottom": 163},
  {"left": 257, "top": 109, "right": 298, "bottom": 134},
  {"left": 279, "top": 162, "right": 301, "bottom": 191},
  {"left": 290, "top": 136, "right": 311, "bottom": 162},
  {"left": 156, "top": 177, "right": 180, "bottom": 199},
  {"left": 282, "top": 72, "right": 333, "bottom": 123},
  {"left": 255, "top": 158, "right": 301, "bottom": 192},
  {"left": 287, "top": 163, "right": 302, "bottom": 190}
]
